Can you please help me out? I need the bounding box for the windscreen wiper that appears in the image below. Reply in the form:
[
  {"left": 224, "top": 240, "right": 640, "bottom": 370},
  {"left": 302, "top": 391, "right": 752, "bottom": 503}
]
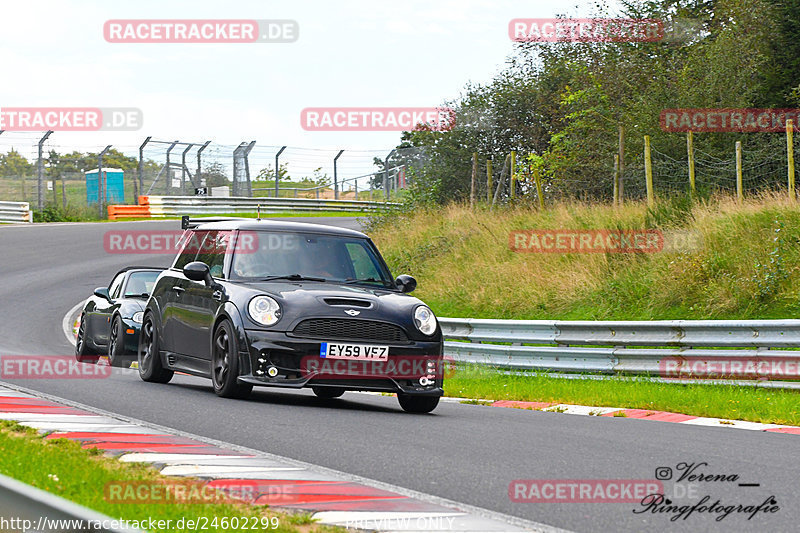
[
  {"left": 259, "top": 274, "right": 327, "bottom": 282},
  {"left": 125, "top": 293, "right": 151, "bottom": 299},
  {"left": 344, "top": 277, "right": 393, "bottom": 287}
]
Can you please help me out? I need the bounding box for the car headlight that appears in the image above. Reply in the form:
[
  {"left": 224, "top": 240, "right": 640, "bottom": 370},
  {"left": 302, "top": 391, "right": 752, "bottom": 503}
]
[
  {"left": 414, "top": 306, "right": 437, "bottom": 336},
  {"left": 248, "top": 295, "right": 282, "bottom": 326},
  {"left": 132, "top": 312, "right": 144, "bottom": 324}
]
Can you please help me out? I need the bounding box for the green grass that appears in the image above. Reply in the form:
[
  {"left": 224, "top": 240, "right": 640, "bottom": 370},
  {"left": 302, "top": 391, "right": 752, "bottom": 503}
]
[
  {"left": 0, "top": 421, "right": 340, "bottom": 533},
  {"left": 445, "top": 366, "right": 800, "bottom": 425},
  {"left": 369, "top": 193, "right": 800, "bottom": 320}
]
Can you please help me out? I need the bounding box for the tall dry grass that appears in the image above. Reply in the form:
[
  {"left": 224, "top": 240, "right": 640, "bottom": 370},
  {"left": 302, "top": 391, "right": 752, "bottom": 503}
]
[{"left": 369, "top": 193, "right": 800, "bottom": 319}]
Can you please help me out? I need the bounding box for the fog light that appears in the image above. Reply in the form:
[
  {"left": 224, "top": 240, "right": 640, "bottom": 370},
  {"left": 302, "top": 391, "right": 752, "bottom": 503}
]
[
  {"left": 267, "top": 366, "right": 279, "bottom": 377},
  {"left": 419, "top": 376, "right": 433, "bottom": 386}
]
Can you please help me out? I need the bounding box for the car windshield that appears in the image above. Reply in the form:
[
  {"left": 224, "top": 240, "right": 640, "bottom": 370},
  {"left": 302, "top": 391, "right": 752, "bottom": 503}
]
[
  {"left": 230, "top": 231, "right": 393, "bottom": 287},
  {"left": 123, "top": 271, "right": 161, "bottom": 298}
]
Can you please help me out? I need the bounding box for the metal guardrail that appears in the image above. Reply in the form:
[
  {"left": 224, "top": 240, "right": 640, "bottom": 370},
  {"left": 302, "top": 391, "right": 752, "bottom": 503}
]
[
  {"left": 0, "top": 201, "right": 33, "bottom": 223},
  {"left": 440, "top": 318, "right": 800, "bottom": 388},
  {"left": 140, "top": 195, "right": 399, "bottom": 215},
  {"left": 0, "top": 473, "right": 142, "bottom": 532}
]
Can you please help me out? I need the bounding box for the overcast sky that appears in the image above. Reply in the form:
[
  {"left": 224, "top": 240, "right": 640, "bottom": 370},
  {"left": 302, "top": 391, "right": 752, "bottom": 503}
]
[{"left": 0, "top": 0, "right": 616, "bottom": 179}]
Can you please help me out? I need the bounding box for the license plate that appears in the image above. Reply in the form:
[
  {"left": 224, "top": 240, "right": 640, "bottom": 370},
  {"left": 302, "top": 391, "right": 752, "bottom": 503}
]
[{"left": 320, "top": 342, "right": 389, "bottom": 361}]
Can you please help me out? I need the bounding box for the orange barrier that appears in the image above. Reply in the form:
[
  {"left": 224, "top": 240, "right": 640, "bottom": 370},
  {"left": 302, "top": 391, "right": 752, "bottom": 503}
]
[{"left": 107, "top": 205, "right": 151, "bottom": 220}]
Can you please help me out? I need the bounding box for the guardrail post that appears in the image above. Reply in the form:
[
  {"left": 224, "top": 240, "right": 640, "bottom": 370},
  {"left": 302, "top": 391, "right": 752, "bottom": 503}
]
[
  {"left": 37, "top": 131, "right": 53, "bottom": 210},
  {"left": 644, "top": 135, "right": 654, "bottom": 208}
]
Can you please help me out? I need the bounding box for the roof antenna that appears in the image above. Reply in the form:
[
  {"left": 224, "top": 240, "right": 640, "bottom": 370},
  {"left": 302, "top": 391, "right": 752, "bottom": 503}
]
[{"left": 257, "top": 204, "right": 261, "bottom": 221}]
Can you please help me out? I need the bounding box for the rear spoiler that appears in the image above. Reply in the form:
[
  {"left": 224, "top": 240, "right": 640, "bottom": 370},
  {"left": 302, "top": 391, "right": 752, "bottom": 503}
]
[{"left": 181, "top": 216, "right": 248, "bottom": 230}]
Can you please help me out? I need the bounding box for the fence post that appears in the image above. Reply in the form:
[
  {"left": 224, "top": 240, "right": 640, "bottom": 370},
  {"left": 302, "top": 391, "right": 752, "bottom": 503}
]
[
  {"left": 735, "top": 140, "right": 743, "bottom": 204},
  {"left": 534, "top": 168, "right": 544, "bottom": 209},
  {"left": 37, "top": 131, "right": 53, "bottom": 210},
  {"left": 687, "top": 131, "right": 696, "bottom": 197},
  {"left": 618, "top": 124, "right": 625, "bottom": 205},
  {"left": 510, "top": 151, "right": 516, "bottom": 199},
  {"left": 486, "top": 159, "right": 493, "bottom": 203},
  {"left": 613, "top": 154, "right": 619, "bottom": 206},
  {"left": 61, "top": 177, "right": 66, "bottom": 209},
  {"left": 788, "top": 119, "right": 795, "bottom": 201},
  {"left": 138, "top": 136, "right": 151, "bottom": 200},
  {"left": 644, "top": 135, "right": 654, "bottom": 208},
  {"left": 333, "top": 149, "right": 344, "bottom": 200},
  {"left": 492, "top": 154, "right": 510, "bottom": 207},
  {"left": 470, "top": 152, "right": 477, "bottom": 207}
]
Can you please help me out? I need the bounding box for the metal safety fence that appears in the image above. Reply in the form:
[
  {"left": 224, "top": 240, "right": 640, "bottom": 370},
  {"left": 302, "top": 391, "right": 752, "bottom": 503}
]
[
  {"left": 0, "top": 201, "right": 33, "bottom": 223},
  {"left": 108, "top": 195, "right": 400, "bottom": 219},
  {"left": 440, "top": 318, "right": 800, "bottom": 389}
]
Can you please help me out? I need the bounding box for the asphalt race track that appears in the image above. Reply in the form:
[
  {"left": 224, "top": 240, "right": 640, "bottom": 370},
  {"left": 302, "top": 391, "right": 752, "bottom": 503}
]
[{"left": 1, "top": 219, "right": 798, "bottom": 532}]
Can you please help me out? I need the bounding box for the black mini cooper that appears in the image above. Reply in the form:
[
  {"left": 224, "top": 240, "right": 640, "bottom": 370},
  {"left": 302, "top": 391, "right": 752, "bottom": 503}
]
[{"left": 138, "top": 218, "right": 444, "bottom": 413}]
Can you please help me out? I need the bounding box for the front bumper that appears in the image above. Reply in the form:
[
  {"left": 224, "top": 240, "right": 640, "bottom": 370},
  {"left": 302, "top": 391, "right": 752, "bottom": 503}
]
[
  {"left": 121, "top": 318, "right": 142, "bottom": 356},
  {"left": 238, "top": 329, "right": 444, "bottom": 395}
]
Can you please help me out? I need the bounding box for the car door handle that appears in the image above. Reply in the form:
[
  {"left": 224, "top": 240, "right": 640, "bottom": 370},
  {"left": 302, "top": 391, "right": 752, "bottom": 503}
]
[{"left": 171, "top": 286, "right": 185, "bottom": 293}]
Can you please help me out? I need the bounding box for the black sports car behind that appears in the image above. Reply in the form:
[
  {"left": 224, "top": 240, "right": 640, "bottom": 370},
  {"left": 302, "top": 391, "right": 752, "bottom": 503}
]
[{"left": 75, "top": 266, "right": 163, "bottom": 367}]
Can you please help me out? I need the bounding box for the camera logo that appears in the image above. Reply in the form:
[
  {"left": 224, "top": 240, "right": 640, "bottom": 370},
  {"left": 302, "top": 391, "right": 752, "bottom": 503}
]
[{"left": 655, "top": 467, "right": 673, "bottom": 480}]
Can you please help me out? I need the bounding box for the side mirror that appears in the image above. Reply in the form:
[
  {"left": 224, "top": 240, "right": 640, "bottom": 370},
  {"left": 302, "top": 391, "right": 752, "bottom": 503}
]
[
  {"left": 94, "top": 287, "right": 111, "bottom": 301},
  {"left": 395, "top": 274, "right": 417, "bottom": 293},
  {"left": 184, "top": 261, "right": 215, "bottom": 287}
]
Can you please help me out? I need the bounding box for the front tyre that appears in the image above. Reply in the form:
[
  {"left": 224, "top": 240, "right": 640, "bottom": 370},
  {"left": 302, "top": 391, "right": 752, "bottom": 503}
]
[
  {"left": 108, "top": 316, "right": 129, "bottom": 368},
  {"left": 75, "top": 312, "right": 100, "bottom": 364},
  {"left": 312, "top": 387, "right": 345, "bottom": 399},
  {"left": 398, "top": 394, "right": 440, "bottom": 414},
  {"left": 212, "top": 320, "right": 252, "bottom": 399},
  {"left": 138, "top": 314, "right": 173, "bottom": 384}
]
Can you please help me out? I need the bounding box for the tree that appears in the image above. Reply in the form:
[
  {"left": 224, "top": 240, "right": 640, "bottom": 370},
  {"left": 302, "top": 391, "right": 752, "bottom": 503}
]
[{"left": 0, "top": 149, "right": 33, "bottom": 177}]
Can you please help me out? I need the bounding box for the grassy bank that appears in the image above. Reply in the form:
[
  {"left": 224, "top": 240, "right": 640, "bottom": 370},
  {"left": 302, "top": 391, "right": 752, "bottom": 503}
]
[
  {"left": 0, "top": 422, "right": 337, "bottom": 533},
  {"left": 368, "top": 194, "right": 800, "bottom": 418},
  {"left": 445, "top": 367, "right": 800, "bottom": 425},
  {"left": 369, "top": 193, "right": 800, "bottom": 320}
]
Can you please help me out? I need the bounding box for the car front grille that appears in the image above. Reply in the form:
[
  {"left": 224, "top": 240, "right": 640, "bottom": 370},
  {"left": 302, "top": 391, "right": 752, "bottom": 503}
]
[{"left": 291, "top": 318, "right": 409, "bottom": 343}]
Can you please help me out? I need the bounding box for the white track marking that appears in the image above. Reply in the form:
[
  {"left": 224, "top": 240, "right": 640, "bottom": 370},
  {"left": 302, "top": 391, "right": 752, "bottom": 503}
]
[{"left": 62, "top": 300, "right": 84, "bottom": 347}]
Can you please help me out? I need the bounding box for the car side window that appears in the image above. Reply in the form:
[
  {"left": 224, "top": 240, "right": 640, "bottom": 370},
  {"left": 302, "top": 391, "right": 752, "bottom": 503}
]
[
  {"left": 173, "top": 230, "right": 203, "bottom": 270},
  {"left": 108, "top": 273, "right": 125, "bottom": 300},
  {"left": 195, "top": 231, "right": 229, "bottom": 279},
  {"left": 345, "top": 242, "right": 382, "bottom": 280}
]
